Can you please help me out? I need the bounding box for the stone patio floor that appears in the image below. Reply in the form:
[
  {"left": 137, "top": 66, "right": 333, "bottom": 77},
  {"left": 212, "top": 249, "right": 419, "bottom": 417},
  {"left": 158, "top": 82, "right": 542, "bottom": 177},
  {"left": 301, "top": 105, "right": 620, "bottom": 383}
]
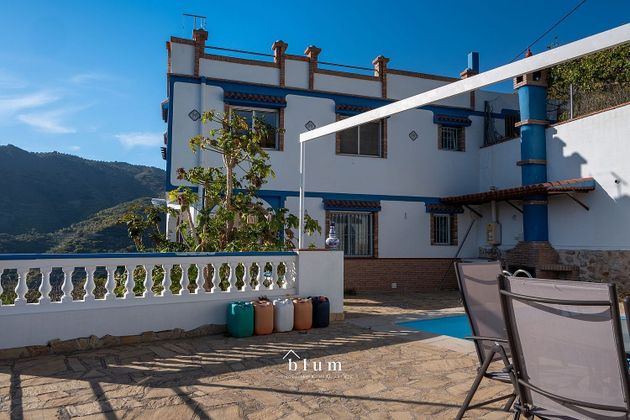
[{"left": 0, "top": 291, "right": 513, "bottom": 419}]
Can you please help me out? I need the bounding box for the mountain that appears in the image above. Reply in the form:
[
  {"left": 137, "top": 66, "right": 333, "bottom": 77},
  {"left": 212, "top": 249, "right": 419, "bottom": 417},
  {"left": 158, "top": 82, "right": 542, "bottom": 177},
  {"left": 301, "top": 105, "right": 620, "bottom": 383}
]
[
  {"left": 0, "top": 198, "right": 153, "bottom": 253},
  {"left": 0, "top": 145, "right": 165, "bottom": 236}
]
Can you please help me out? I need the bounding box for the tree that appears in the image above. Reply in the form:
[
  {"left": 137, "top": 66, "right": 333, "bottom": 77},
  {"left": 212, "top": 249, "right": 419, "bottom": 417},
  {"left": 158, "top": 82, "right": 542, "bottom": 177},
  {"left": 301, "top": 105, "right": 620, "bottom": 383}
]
[
  {"left": 547, "top": 44, "right": 630, "bottom": 119},
  {"left": 121, "top": 110, "right": 320, "bottom": 253}
]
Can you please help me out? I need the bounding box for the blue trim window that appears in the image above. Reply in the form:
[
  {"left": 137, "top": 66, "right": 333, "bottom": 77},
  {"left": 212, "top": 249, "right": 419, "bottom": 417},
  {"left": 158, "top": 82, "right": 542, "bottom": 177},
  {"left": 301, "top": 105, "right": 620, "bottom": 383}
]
[
  {"left": 329, "top": 211, "right": 375, "bottom": 257},
  {"left": 431, "top": 213, "right": 457, "bottom": 246},
  {"left": 438, "top": 125, "right": 465, "bottom": 151},
  {"left": 337, "top": 116, "right": 383, "bottom": 157},
  {"left": 229, "top": 106, "right": 280, "bottom": 150}
]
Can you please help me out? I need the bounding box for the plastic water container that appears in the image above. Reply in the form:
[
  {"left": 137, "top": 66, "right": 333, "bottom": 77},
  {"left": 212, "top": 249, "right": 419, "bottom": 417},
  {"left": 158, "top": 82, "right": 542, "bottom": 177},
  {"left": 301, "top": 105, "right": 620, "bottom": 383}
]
[
  {"left": 253, "top": 300, "right": 274, "bottom": 335},
  {"left": 273, "top": 298, "right": 294, "bottom": 332},
  {"left": 226, "top": 301, "right": 254, "bottom": 338},
  {"left": 293, "top": 298, "right": 313, "bottom": 330},
  {"left": 310, "top": 296, "right": 330, "bottom": 328}
]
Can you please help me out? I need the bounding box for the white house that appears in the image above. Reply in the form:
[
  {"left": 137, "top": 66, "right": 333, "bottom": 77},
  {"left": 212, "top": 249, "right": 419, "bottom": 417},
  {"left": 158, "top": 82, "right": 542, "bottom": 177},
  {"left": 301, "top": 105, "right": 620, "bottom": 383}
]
[{"left": 162, "top": 28, "right": 630, "bottom": 293}]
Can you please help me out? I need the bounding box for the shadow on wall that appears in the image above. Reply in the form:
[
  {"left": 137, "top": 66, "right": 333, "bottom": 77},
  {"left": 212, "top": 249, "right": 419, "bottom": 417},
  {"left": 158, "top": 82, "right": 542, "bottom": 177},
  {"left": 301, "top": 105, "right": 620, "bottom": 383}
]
[{"left": 547, "top": 129, "right": 630, "bottom": 294}]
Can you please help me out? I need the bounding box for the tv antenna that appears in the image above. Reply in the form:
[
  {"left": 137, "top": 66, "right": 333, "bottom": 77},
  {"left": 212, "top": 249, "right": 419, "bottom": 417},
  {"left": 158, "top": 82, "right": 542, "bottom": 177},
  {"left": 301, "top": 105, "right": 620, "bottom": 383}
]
[{"left": 183, "top": 13, "right": 207, "bottom": 30}]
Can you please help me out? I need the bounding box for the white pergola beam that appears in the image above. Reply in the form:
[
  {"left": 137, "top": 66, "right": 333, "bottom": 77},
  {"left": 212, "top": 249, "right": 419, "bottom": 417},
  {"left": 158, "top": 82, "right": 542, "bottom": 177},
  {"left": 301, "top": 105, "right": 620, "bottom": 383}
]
[
  {"left": 300, "top": 23, "right": 629, "bottom": 143},
  {"left": 297, "top": 23, "right": 629, "bottom": 249}
]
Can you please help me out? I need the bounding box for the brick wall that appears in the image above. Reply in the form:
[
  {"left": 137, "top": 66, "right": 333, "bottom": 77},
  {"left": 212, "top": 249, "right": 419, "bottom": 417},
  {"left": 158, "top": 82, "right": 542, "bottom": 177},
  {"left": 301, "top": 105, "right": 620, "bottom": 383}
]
[{"left": 344, "top": 258, "right": 458, "bottom": 292}]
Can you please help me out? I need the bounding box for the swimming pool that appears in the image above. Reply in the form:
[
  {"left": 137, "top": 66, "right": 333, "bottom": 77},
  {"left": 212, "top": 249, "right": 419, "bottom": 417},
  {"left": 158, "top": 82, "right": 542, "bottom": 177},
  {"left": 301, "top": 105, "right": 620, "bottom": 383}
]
[
  {"left": 398, "top": 315, "right": 471, "bottom": 339},
  {"left": 400, "top": 314, "right": 630, "bottom": 347}
]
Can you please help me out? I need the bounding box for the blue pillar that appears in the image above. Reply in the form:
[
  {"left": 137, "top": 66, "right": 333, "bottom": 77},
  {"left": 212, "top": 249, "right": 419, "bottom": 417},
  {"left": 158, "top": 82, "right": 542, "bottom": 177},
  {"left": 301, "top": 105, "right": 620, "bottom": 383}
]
[{"left": 515, "top": 72, "right": 549, "bottom": 241}]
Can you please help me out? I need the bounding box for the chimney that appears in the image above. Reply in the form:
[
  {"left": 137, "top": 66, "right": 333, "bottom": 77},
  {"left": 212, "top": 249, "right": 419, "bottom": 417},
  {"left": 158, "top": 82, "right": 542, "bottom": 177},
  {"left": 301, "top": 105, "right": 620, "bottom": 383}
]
[
  {"left": 272, "top": 40, "right": 289, "bottom": 86},
  {"left": 460, "top": 52, "right": 479, "bottom": 79},
  {"left": 192, "top": 28, "right": 208, "bottom": 77},
  {"left": 373, "top": 55, "right": 390, "bottom": 98},
  {"left": 304, "top": 45, "right": 322, "bottom": 90}
]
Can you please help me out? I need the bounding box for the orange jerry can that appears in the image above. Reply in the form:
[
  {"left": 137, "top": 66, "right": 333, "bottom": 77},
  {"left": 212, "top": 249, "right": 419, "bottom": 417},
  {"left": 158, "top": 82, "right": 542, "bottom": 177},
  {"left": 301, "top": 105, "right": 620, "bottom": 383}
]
[
  {"left": 293, "top": 298, "right": 313, "bottom": 331},
  {"left": 253, "top": 300, "right": 274, "bottom": 335}
]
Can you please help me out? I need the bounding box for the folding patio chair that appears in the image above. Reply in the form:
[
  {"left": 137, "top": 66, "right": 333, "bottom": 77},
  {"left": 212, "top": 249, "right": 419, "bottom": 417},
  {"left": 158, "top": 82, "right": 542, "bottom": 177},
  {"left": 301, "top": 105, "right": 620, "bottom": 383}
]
[
  {"left": 455, "top": 261, "right": 518, "bottom": 419},
  {"left": 499, "top": 275, "right": 630, "bottom": 419}
]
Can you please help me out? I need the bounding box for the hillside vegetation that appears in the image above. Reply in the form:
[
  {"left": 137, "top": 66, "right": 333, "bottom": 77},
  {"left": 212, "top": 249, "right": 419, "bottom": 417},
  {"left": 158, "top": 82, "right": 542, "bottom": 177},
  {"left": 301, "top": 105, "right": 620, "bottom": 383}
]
[{"left": 0, "top": 145, "right": 165, "bottom": 253}]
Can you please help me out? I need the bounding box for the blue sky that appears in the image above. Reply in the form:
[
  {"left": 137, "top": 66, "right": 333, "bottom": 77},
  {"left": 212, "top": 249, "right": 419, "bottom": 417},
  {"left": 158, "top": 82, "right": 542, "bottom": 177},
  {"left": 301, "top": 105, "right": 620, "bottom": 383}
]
[{"left": 0, "top": 0, "right": 627, "bottom": 169}]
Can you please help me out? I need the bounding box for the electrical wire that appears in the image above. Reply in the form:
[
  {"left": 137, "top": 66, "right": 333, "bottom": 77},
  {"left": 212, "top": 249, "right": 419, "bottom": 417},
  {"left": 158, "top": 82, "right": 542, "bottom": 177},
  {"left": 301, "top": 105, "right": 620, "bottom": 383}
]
[{"left": 509, "top": 0, "right": 588, "bottom": 62}]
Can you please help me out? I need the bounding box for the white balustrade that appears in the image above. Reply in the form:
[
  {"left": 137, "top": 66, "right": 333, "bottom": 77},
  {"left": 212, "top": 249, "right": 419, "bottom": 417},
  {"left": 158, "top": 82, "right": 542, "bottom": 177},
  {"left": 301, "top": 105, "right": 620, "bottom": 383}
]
[
  {"left": 0, "top": 251, "right": 345, "bottom": 350},
  {"left": 0, "top": 252, "right": 298, "bottom": 312}
]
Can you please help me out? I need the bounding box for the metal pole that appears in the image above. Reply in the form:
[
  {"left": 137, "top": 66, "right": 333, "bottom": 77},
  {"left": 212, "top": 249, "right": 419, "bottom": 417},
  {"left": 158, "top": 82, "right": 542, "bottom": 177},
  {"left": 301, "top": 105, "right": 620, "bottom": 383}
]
[
  {"left": 569, "top": 83, "right": 574, "bottom": 119},
  {"left": 298, "top": 140, "right": 305, "bottom": 249}
]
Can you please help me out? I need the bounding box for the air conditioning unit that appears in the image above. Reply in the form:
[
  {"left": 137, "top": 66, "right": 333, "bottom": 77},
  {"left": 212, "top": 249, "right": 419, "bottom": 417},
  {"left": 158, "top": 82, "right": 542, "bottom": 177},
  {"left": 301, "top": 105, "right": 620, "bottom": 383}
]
[{"left": 486, "top": 222, "right": 502, "bottom": 245}]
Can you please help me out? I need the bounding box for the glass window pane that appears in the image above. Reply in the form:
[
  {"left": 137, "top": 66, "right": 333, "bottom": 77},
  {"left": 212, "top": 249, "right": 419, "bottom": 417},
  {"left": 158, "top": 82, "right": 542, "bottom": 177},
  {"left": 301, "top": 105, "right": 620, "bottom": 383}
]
[
  {"left": 331, "top": 212, "right": 373, "bottom": 256},
  {"left": 359, "top": 122, "right": 380, "bottom": 156},
  {"left": 234, "top": 109, "right": 253, "bottom": 129},
  {"left": 255, "top": 110, "right": 278, "bottom": 149},
  {"left": 339, "top": 128, "right": 359, "bottom": 154}
]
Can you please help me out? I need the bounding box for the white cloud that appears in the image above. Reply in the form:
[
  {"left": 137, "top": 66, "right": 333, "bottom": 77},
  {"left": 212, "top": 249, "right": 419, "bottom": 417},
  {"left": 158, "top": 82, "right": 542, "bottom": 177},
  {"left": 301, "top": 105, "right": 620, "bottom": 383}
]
[
  {"left": 68, "top": 145, "right": 81, "bottom": 152},
  {"left": 70, "top": 72, "right": 111, "bottom": 85},
  {"left": 115, "top": 132, "right": 163, "bottom": 148},
  {"left": 17, "top": 109, "right": 77, "bottom": 134},
  {"left": 0, "top": 91, "right": 60, "bottom": 116}
]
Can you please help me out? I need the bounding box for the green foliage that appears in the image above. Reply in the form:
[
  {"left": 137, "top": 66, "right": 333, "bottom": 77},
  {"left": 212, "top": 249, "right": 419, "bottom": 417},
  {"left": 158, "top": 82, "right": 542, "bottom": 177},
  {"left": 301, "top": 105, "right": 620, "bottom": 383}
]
[
  {"left": 122, "top": 110, "right": 320, "bottom": 253},
  {"left": 0, "top": 145, "right": 164, "bottom": 236},
  {"left": 548, "top": 45, "right": 630, "bottom": 101},
  {"left": 0, "top": 198, "right": 157, "bottom": 254}
]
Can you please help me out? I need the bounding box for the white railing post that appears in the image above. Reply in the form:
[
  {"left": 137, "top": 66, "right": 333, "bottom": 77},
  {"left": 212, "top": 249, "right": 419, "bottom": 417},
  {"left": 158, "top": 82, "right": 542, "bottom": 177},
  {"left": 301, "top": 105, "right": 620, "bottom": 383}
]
[
  {"left": 241, "top": 261, "right": 250, "bottom": 292},
  {"left": 15, "top": 268, "right": 30, "bottom": 306},
  {"left": 181, "top": 264, "right": 190, "bottom": 295},
  {"left": 85, "top": 266, "right": 95, "bottom": 301},
  {"left": 191, "top": 264, "right": 201, "bottom": 294},
  {"left": 61, "top": 266, "right": 74, "bottom": 303},
  {"left": 162, "top": 264, "right": 172, "bottom": 296},
  {"left": 209, "top": 263, "right": 217, "bottom": 293},
  {"left": 39, "top": 267, "right": 52, "bottom": 304},
  {"left": 124, "top": 265, "right": 134, "bottom": 298},
  {"left": 105, "top": 266, "right": 116, "bottom": 300},
  {"left": 144, "top": 264, "right": 154, "bottom": 298},
  {"left": 226, "top": 261, "right": 234, "bottom": 293}
]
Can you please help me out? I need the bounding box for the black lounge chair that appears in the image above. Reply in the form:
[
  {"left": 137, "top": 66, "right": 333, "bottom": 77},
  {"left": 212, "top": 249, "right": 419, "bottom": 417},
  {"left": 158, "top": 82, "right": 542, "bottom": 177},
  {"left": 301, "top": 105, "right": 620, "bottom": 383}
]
[
  {"left": 499, "top": 275, "right": 630, "bottom": 419},
  {"left": 455, "top": 261, "right": 518, "bottom": 419}
]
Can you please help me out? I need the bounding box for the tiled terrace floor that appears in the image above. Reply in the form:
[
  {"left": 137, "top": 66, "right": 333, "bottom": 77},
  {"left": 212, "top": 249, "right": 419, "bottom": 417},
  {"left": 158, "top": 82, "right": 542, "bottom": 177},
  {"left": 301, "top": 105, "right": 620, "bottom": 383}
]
[{"left": 0, "top": 292, "right": 512, "bottom": 419}]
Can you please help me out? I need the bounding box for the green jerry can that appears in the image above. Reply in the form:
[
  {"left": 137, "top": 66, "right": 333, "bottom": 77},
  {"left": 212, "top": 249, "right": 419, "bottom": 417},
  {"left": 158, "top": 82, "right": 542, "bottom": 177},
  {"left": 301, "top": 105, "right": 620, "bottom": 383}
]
[{"left": 227, "top": 301, "right": 254, "bottom": 338}]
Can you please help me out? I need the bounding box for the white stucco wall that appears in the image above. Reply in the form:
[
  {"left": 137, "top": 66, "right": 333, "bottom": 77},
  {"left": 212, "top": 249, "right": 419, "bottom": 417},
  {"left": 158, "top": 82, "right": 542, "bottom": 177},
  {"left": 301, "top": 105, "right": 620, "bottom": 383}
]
[
  {"left": 314, "top": 73, "right": 382, "bottom": 97},
  {"left": 285, "top": 59, "right": 309, "bottom": 89},
  {"left": 476, "top": 104, "right": 630, "bottom": 250},
  {"left": 547, "top": 104, "right": 630, "bottom": 250},
  {"left": 170, "top": 43, "right": 195, "bottom": 75},
  {"left": 199, "top": 58, "right": 280, "bottom": 85}
]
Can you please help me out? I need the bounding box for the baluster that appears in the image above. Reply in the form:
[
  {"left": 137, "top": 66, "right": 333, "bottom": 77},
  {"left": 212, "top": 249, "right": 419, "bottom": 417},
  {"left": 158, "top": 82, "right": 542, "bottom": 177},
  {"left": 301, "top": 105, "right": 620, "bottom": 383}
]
[
  {"left": 267, "top": 262, "right": 276, "bottom": 291},
  {"left": 104, "top": 266, "right": 116, "bottom": 300},
  {"left": 192, "top": 264, "right": 200, "bottom": 294},
  {"left": 241, "top": 262, "right": 250, "bottom": 292},
  {"left": 288, "top": 260, "right": 297, "bottom": 289},
  {"left": 162, "top": 264, "right": 172, "bottom": 296},
  {"left": 210, "top": 263, "right": 217, "bottom": 293},
  {"left": 180, "top": 264, "right": 190, "bottom": 295},
  {"left": 124, "top": 265, "right": 133, "bottom": 299},
  {"left": 39, "top": 266, "right": 52, "bottom": 304},
  {"left": 85, "top": 266, "right": 95, "bottom": 301},
  {"left": 225, "top": 262, "right": 234, "bottom": 292},
  {"left": 144, "top": 264, "right": 154, "bottom": 298},
  {"left": 61, "top": 266, "right": 74, "bottom": 303},
  {"left": 253, "top": 262, "right": 261, "bottom": 291},
  {"left": 15, "top": 268, "right": 30, "bottom": 305}
]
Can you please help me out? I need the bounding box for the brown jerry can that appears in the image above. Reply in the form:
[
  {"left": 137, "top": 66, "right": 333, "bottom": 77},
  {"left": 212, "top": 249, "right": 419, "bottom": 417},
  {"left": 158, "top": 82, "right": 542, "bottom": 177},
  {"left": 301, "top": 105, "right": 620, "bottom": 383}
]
[
  {"left": 253, "top": 300, "right": 274, "bottom": 335},
  {"left": 292, "top": 298, "right": 313, "bottom": 330}
]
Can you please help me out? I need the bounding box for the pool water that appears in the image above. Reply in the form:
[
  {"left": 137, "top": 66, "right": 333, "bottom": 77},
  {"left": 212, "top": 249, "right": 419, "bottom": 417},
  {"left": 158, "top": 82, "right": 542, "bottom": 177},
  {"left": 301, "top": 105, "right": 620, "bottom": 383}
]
[
  {"left": 399, "top": 315, "right": 471, "bottom": 339},
  {"left": 401, "top": 314, "right": 630, "bottom": 348}
]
